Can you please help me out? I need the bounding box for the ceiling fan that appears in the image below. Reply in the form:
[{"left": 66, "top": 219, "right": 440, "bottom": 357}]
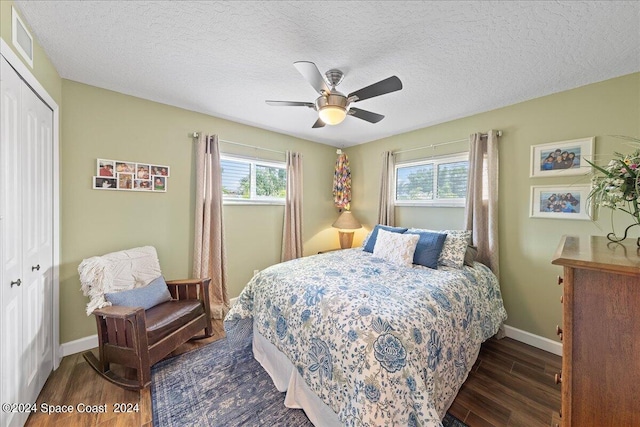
[{"left": 266, "top": 61, "right": 403, "bottom": 128}]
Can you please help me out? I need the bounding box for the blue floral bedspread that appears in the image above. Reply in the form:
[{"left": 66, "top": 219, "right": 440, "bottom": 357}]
[{"left": 224, "top": 249, "right": 507, "bottom": 427}]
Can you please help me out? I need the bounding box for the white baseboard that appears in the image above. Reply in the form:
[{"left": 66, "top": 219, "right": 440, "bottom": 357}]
[
  {"left": 58, "top": 323, "right": 561, "bottom": 359},
  {"left": 230, "top": 296, "right": 238, "bottom": 307},
  {"left": 503, "top": 325, "right": 562, "bottom": 356},
  {"left": 60, "top": 334, "right": 98, "bottom": 357}
]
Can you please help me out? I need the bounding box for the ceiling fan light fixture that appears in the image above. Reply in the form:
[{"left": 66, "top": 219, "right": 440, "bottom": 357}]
[
  {"left": 266, "top": 62, "right": 402, "bottom": 129},
  {"left": 319, "top": 105, "right": 347, "bottom": 125}
]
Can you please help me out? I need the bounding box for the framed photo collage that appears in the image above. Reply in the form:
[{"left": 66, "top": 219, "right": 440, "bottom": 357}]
[{"left": 93, "top": 158, "right": 170, "bottom": 192}]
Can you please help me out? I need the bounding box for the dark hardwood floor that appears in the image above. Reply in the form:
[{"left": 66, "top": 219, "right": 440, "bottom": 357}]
[
  {"left": 25, "top": 321, "right": 226, "bottom": 427},
  {"left": 450, "top": 337, "right": 561, "bottom": 427},
  {"left": 26, "top": 321, "right": 561, "bottom": 426}
]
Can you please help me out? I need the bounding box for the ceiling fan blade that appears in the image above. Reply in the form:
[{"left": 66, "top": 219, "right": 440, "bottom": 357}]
[
  {"left": 312, "top": 118, "right": 326, "bottom": 128},
  {"left": 348, "top": 76, "right": 402, "bottom": 102},
  {"left": 294, "top": 61, "right": 330, "bottom": 95},
  {"left": 266, "top": 100, "right": 315, "bottom": 107},
  {"left": 349, "top": 107, "right": 385, "bottom": 123}
]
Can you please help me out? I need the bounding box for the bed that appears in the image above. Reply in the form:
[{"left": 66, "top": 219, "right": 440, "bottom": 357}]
[{"left": 224, "top": 242, "right": 507, "bottom": 426}]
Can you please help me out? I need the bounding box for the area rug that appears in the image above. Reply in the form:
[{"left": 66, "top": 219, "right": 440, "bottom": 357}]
[{"left": 151, "top": 337, "right": 468, "bottom": 426}]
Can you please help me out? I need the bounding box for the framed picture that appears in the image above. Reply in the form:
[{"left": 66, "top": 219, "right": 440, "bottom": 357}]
[
  {"left": 94, "top": 158, "right": 170, "bottom": 192},
  {"left": 134, "top": 179, "right": 152, "bottom": 190},
  {"left": 530, "top": 185, "right": 591, "bottom": 220},
  {"left": 135, "top": 164, "right": 151, "bottom": 180},
  {"left": 152, "top": 176, "right": 167, "bottom": 192},
  {"left": 93, "top": 176, "right": 117, "bottom": 190},
  {"left": 117, "top": 173, "right": 133, "bottom": 189},
  {"left": 97, "top": 159, "right": 115, "bottom": 177},
  {"left": 151, "top": 164, "right": 170, "bottom": 177},
  {"left": 115, "top": 161, "right": 135, "bottom": 174},
  {"left": 530, "top": 137, "right": 594, "bottom": 178}
]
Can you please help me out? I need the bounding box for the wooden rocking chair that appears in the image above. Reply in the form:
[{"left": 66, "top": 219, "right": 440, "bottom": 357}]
[{"left": 79, "top": 246, "right": 213, "bottom": 390}]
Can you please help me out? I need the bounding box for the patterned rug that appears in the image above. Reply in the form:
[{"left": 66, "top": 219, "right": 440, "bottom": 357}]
[{"left": 151, "top": 337, "right": 468, "bottom": 426}]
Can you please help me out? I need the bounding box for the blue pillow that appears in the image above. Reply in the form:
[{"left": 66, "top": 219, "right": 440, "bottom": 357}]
[
  {"left": 105, "top": 276, "right": 172, "bottom": 310},
  {"left": 404, "top": 230, "right": 447, "bottom": 269},
  {"left": 363, "top": 224, "right": 409, "bottom": 253}
]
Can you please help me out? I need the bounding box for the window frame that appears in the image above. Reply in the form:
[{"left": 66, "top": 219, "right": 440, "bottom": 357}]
[
  {"left": 394, "top": 152, "right": 469, "bottom": 207},
  {"left": 220, "top": 154, "right": 287, "bottom": 205}
]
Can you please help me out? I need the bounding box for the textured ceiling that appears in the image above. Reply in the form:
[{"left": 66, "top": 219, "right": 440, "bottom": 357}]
[{"left": 14, "top": 1, "right": 640, "bottom": 147}]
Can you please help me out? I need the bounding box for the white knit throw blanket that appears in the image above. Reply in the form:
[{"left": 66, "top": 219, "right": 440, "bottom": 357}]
[{"left": 79, "top": 246, "right": 162, "bottom": 315}]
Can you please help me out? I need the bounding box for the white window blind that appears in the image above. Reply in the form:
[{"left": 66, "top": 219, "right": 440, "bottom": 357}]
[
  {"left": 221, "top": 154, "right": 286, "bottom": 204},
  {"left": 396, "top": 163, "right": 434, "bottom": 201},
  {"left": 436, "top": 160, "right": 468, "bottom": 199},
  {"left": 395, "top": 153, "right": 469, "bottom": 206}
]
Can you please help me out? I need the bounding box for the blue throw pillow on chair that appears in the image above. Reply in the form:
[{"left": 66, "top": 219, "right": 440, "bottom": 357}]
[
  {"left": 104, "top": 276, "right": 172, "bottom": 310},
  {"left": 363, "top": 224, "right": 409, "bottom": 253},
  {"left": 404, "top": 230, "right": 448, "bottom": 269}
]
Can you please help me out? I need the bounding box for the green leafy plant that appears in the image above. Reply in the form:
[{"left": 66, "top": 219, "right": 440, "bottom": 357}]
[{"left": 586, "top": 136, "right": 640, "bottom": 235}]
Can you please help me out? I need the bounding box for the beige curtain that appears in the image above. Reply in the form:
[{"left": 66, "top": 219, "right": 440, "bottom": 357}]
[
  {"left": 377, "top": 151, "right": 396, "bottom": 226},
  {"left": 282, "top": 151, "right": 303, "bottom": 261},
  {"left": 465, "top": 130, "right": 499, "bottom": 276},
  {"left": 193, "top": 134, "right": 229, "bottom": 318}
]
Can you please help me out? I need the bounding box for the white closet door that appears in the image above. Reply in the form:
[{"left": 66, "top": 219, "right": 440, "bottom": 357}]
[
  {"left": 21, "top": 81, "right": 53, "bottom": 404},
  {"left": 36, "top": 91, "right": 54, "bottom": 391},
  {"left": 0, "top": 56, "right": 54, "bottom": 426},
  {"left": 0, "top": 57, "right": 26, "bottom": 427}
]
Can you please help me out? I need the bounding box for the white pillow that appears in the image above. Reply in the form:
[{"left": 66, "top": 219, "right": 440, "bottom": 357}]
[
  {"left": 407, "top": 228, "right": 471, "bottom": 269},
  {"left": 373, "top": 228, "right": 419, "bottom": 267}
]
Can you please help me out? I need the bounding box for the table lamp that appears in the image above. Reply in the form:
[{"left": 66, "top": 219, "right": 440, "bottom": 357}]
[{"left": 332, "top": 211, "right": 362, "bottom": 249}]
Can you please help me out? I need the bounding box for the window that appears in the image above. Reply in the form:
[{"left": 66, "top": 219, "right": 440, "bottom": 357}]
[
  {"left": 221, "top": 154, "right": 286, "bottom": 204},
  {"left": 395, "top": 153, "right": 469, "bottom": 206}
]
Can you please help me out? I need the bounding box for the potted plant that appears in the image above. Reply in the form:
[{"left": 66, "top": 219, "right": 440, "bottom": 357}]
[{"left": 587, "top": 136, "right": 640, "bottom": 245}]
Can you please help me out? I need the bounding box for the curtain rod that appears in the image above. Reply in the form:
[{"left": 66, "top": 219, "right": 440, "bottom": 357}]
[
  {"left": 392, "top": 130, "right": 503, "bottom": 155},
  {"left": 189, "top": 132, "right": 285, "bottom": 155}
]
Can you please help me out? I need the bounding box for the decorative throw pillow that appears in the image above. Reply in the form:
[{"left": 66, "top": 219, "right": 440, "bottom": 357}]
[
  {"left": 464, "top": 245, "right": 478, "bottom": 267},
  {"left": 372, "top": 229, "right": 420, "bottom": 267},
  {"left": 438, "top": 231, "right": 472, "bottom": 268},
  {"left": 404, "top": 230, "right": 448, "bottom": 269},
  {"left": 363, "top": 224, "right": 409, "bottom": 253},
  {"left": 407, "top": 228, "right": 471, "bottom": 269},
  {"left": 104, "top": 275, "right": 172, "bottom": 310}
]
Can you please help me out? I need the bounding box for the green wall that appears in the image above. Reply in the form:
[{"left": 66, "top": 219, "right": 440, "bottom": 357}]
[
  {"left": 6, "top": 0, "right": 640, "bottom": 349},
  {"left": 0, "top": 1, "right": 61, "bottom": 104},
  {"left": 348, "top": 72, "right": 640, "bottom": 342},
  {"left": 60, "top": 81, "right": 339, "bottom": 343}
]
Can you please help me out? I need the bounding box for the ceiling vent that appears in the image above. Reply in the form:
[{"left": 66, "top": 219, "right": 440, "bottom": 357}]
[{"left": 12, "top": 7, "right": 33, "bottom": 68}]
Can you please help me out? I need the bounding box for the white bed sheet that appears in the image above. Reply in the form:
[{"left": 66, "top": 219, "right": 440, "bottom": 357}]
[{"left": 253, "top": 322, "right": 341, "bottom": 427}]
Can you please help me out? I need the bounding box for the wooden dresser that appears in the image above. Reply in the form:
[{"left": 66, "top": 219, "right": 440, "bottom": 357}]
[{"left": 552, "top": 235, "right": 640, "bottom": 427}]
